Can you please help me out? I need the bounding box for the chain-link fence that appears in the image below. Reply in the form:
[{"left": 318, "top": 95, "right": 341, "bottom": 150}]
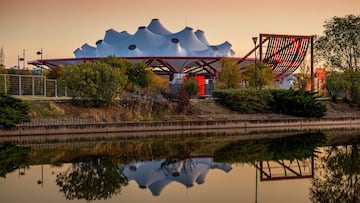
[{"left": 0, "top": 74, "right": 68, "bottom": 97}]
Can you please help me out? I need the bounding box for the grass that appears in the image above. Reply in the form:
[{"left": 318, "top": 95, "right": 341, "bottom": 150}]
[{"left": 26, "top": 101, "right": 67, "bottom": 119}]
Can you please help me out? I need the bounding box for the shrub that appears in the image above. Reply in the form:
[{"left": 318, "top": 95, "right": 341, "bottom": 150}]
[
  {"left": 61, "top": 62, "right": 127, "bottom": 107},
  {"left": 212, "top": 89, "right": 273, "bottom": 113},
  {"left": 213, "top": 89, "right": 327, "bottom": 117},
  {"left": 184, "top": 77, "right": 199, "bottom": 97},
  {"left": 268, "top": 89, "right": 327, "bottom": 118},
  {"left": 0, "top": 94, "right": 30, "bottom": 129}
]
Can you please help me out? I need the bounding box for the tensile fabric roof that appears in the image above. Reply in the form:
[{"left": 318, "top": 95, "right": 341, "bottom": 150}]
[{"left": 74, "top": 19, "right": 235, "bottom": 59}]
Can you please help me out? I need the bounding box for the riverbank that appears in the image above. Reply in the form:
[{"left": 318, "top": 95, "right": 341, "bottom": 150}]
[
  {"left": 24, "top": 97, "right": 360, "bottom": 121},
  {"left": 1, "top": 98, "right": 360, "bottom": 139}
]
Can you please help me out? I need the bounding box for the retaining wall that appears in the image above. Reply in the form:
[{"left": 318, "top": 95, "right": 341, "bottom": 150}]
[{"left": 1, "top": 117, "right": 360, "bottom": 137}]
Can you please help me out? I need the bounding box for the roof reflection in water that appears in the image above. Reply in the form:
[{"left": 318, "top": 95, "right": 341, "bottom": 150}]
[{"left": 123, "top": 156, "right": 232, "bottom": 196}]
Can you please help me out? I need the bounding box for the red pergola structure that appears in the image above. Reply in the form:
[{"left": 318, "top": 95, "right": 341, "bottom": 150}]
[
  {"left": 257, "top": 157, "right": 314, "bottom": 181},
  {"left": 29, "top": 33, "right": 314, "bottom": 89},
  {"left": 238, "top": 33, "right": 314, "bottom": 90}
]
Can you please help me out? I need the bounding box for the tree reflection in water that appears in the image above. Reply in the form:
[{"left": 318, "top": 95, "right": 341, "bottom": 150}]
[
  {"left": 0, "top": 143, "right": 29, "bottom": 178},
  {"left": 5, "top": 131, "right": 360, "bottom": 201},
  {"left": 213, "top": 132, "right": 326, "bottom": 163},
  {"left": 311, "top": 143, "right": 360, "bottom": 203},
  {"left": 56, "top": 157, "right": 128, "bottom": 201}
]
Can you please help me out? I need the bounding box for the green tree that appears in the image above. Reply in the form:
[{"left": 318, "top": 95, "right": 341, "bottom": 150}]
[
  {"left": 315, "top": 15, "right": 360, "bottom": 103},
  {"left": 315, "top": 15, "right": 360, "bottom": 72},
  {"left": 101, "top": 57, "right": 153, "bottom": 93},
  {"left": 60, "top": 61, "right": 127, "bottom": 107},
  {"left": 216, "top": 58, "right": 242, "bottom": 89},
  {"left": 184, "top": 77, "right": 199, "bottom": 96},
  {"left": 125, "top": 62, "right": 153, "bottom": 92},
  {"left": 243, "top": 63, "right": 274, "bottom": 89},
  {"left": 56, "top": 158, "right": 128, "bottom": 200},
  {"left": 325, "top": 71, "right": 349, "bottom": 101},
  {"left": 0, "top": 94, "right": 30, "bottom": 129}
]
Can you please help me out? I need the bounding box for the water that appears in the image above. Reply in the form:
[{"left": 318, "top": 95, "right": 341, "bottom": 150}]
[{"left": 0, "top": 130, "right": 359, "bottom": 203}]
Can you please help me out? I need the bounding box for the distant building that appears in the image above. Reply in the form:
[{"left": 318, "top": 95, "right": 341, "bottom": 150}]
[{"left": 29, "top": 19, "right": 314, "bottom": 95}]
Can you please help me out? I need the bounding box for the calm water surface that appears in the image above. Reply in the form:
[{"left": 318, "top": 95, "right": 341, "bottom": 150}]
[{"left": 0, "top": 131, "right": 359, "bottom": 203}]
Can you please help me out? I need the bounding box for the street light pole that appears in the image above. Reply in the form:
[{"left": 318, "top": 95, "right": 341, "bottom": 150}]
[
  {"left": 22, "top": 49, "right": 25, "bottom": 70},
  {"left": 17, "top": 55, "right": 20, "bottom": 74},
  {"left": 252, "top": 37, "right": 258, "bottom": 90},
  {"left": 37, "top": 49, "right": 43, "bottom": 75},
  {"left": 18, "top": 56, "right": 24, "bottom": 74},
  {"left": 18, "top": 54, "right": 24, "bottom": 96}
]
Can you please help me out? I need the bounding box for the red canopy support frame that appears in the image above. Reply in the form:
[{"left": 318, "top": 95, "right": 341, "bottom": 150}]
[{"left": 239, "top": 34, "right": 314, "bottom": 91}]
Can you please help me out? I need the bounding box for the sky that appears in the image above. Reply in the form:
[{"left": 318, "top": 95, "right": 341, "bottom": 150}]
[{"left": 0, "top": 0, "right": 359, "bottom": 68}]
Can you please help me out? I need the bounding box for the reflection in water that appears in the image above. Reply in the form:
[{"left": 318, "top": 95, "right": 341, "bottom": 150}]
[
  {"left": 1, "top": 131, "right": 360, "bottom": 202},
  {"left": 124, "top": 157, "right": 232, "bottom": 196},
  {"left": 0, "top": 143, "right": 29, "bottom": 178},
  {"left": 311, "top": 143, "right": 360, "bottom": 202},
  {"left": 214, "top": 132, "right": 326, "bottom": 163},
  {"left": 55, "top": 158, "right": 128, "bottom": 201},
  {"left": 214, "top": 132, "right": 325, "bottom": 181},
  {"left": 259, "top": 158, "right": 314, "bottom": 181}
]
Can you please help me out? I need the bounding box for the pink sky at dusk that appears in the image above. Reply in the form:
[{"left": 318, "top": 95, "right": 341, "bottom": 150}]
[{"left": 0, "top": 0, "right": 359, "bottom": 68}]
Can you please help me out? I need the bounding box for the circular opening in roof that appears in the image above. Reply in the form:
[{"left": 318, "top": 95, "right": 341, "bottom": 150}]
[
  {"left": 128, "top": 44, "right": 137, "bottom": 50},
  {"left": 211, "top": 46, "right": 218, "bottom": 51},
  {"left": 171, "top": 38, "right": 179, "bottom": 43},
  {"left": 96, "top": 40, "right": 103, "bottom": 45}
]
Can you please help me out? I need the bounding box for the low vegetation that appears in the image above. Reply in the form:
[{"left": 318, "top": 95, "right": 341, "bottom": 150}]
[
  {"left": 213, "top": 89, "right": 327, "bottom": 118},
  {"left": 268, "top": 89, "right": 327, "bottom": 118},
  {"left": 0, "top": 94, "right": 30, "bottom": 129},
  {"left": 212, "top": 89, "right": 272, "bottom": 113}
]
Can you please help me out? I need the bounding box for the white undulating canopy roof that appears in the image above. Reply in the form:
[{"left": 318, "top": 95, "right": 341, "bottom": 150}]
[
  {"left": 123, "top": 157, "right": 232, "bottom": 196},
  {"left": 74, "top": 19, "right": 235, "bottom": 58}
]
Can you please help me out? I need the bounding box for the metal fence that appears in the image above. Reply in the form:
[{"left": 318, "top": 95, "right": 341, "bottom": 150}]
[{"left": 0, "top": 74, "right": 67, "bottom": 97}]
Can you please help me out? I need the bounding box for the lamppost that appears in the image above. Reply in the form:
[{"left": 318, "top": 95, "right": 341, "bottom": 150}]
[
  {"left": 22, "top": 49, "right": 25, "bottom": 70},
  {"left": 18, "top": 50, "right": 25, "bottom": 73},
  {"left": 252, "top": 37, "right": 258, "bottom": 90},
  {"left": 18, "top": 55, "right": 24, "bottom": 96},
  {"left": 36, "top": 49, "right": 43, "bottom": 75},
  {"left": 17, "top": 55, "right": 22, "bottom": 74}
]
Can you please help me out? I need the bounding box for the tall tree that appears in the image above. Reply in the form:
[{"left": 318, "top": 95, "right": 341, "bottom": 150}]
[
  {"left": 101, "top": 57, "right": 153, "bottom": 92},
  {"left": 60, "top": 61, "right": 127, "bottom": 107},
  {"left": 315, "top": 15, "right": 360, "bottom": 71},
  {"left": 316, "top": 15, "right": 360, "bottom": 103},
  {"left": 243, "top": 63, "right": 274, "bottom": 89},
  {"left": 125, "top": 62, "right": 153, "bottom": 92},
  {"left": 216, "top": 58, "right": 242, "bottom": 89}
]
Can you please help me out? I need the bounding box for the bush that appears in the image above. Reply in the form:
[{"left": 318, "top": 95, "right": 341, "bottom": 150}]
[
  {"left": 0, "top": 94, "right": 30, "bottom": 129},
  {"left": 213, "top": 89, "right": 327, "bottom": 117},
  {"left": 212, "top": 89, "right": 273, "bottom": 113},
  {"left": 61, "top": 62, "right": 127, "bottom": 107},
  {"left": 268, "top": 89, "right": 327, "bottom": 118},
  {"left": 184, "top": 77, "right": 199, "bottom": 97}
]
